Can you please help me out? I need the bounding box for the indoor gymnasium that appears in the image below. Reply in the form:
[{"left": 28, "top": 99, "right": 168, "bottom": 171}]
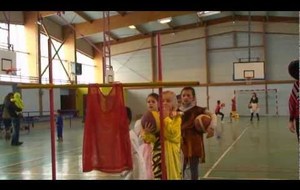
[{"left": 0, "top": 11, "right": 298, "bottom": 180}]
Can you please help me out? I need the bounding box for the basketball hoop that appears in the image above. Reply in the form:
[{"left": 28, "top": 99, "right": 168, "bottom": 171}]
[
  {"left": 245, "top": 77, "right": 253, "bottom": 85},
  {"left": 4, "top": 68, "right": 18, "bottom": 75}
]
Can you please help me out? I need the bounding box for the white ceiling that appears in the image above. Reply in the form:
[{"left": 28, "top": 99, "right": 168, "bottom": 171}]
[{"left": 45, "top": 11, "right": 299, "bottom": 44}]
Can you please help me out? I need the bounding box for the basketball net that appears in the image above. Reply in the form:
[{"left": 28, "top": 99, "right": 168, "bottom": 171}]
[{"left": 245, "top": 77, "right": 253, "bottom": 85}]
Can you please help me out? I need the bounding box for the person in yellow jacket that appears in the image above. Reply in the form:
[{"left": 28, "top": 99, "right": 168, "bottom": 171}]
[
  {"left": 142, "top": 90, "right": 182, "bottom": 180},
  {"left": 10, "top": 92, "right": 24, "bottom": 116}
]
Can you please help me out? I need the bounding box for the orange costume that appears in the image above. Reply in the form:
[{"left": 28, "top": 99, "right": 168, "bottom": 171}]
[{"left": 181, "top": 106, "right": 207, "bottom": 163}]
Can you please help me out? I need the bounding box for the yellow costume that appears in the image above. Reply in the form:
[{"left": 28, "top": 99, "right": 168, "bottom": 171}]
[
  {"left": 164, "top": 115, "right": 182, "bottom": 180},
  {"left": 11, "top": 92, "right": 24, "bottom": 109},
  {"left": 142, "top": 111, "right": 182, "bottom": 180}
]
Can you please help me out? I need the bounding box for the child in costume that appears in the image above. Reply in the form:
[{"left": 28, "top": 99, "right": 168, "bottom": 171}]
[
  {"left": 56, "top": 110, "right": 64, "bottom": 142},
  {"left": 10, "top": 92, "right": 24, "bottom": 116},
  {"left": 179, "top": 87, "right": 217, "bottom": 180},
  {"left": 136, "top": 93, "right": 159, "bottom": 179},
  {"left": 287, "top": 60, "right": 299, "bottom": 141},
  {"left": 142, "top": 91, "right": 182, "bottom": 179},
  {"left": 215, "top": 100, "right": 224, "bottom": 122}
]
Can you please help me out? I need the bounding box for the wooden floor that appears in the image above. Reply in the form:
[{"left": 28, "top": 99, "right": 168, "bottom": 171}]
[{"left": 0, "top": 116, "right": 298, "bottom": 180}]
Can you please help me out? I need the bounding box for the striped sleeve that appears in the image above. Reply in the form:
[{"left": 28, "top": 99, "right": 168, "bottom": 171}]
[{"left": 289, "top": 81, "right": 299, "bottom": 121}]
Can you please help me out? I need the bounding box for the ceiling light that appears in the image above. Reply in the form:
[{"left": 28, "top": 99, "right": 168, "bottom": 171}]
[
  {"left": 158, "top": 17, "right": 172, "bottom": 24},
  {"left": 197, "top": 11, "right": 221, "bottom": 17},
  {"left": 128, "top": 25, "right": 136, "bottom": 29}
]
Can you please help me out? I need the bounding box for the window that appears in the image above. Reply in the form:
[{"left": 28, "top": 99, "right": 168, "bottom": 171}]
[
  {"left": 0, "top": 23, "right": 96, "bottom": 84},
  {"left": 40, "top": 34, "right": 69, "bottom": 84},
  {"left": 76, "top": 52, "right": 96, "bottom": 84}
]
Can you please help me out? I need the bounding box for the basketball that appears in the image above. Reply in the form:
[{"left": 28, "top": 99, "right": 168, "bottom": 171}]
[
  {"left": 221, "top": 103, "right": 225, "bottom": 107},
  {"left": 194, "top": 114, "right": 212, "bottom": 133},
  {"left": 141, "top": 110, "right": 160, "bottom": 133}
]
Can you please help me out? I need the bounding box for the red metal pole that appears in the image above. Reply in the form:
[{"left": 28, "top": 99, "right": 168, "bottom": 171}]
[
  {"left": 103, "top": 11, "right": 112, "bottom": 83},
  {"left": 156, "top": 33, "right": 167, "bottom": 180},
  {"left": 48, "top": 38, "right": 56, "bottom": 180}
]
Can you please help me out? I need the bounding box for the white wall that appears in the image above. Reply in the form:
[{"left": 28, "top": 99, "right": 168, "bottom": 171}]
[
  {"left": 162, "top": 39, "right": 206, "bottom": 83},
  {"left": 111, "top": 49, "right": 152, "bottom": 83},
  {"left": 266, "top": 34, "right": 299, "bottom": 80},
  {"left": 114, "top": 21, "right": 298, "bottom": 120},
  {"left": 22, "top": 88, "right": 61, "bottom": 116},
  {"left": 1, "top": 85, "right": 61, "bottom": 117},
  {"left": 0, "top": 84, "right": 13, "bottom": 103}
]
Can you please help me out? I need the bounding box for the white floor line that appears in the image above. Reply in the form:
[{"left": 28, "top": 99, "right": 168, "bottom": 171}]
[
  {"left": 203, "top": 123, "right": 250, "bottom": 179},
  {"left": 204, "top": 176, "right": 286, "bottom": 180},
  {"left": 1, "top": 171, "right": 123, "bottom": 177},
  {"left": 0, "top": 146, "right": 81, "bottom": 169},
  {"left": 0, "top": 144, "right": 51, "bottom": 157}
]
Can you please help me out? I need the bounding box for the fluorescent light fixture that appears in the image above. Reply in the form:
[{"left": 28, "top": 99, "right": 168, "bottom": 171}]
[
  {"left": 158, "top": 17, "right": 172, "bottom": 24},
  {"left": 128, "top": 25, "right": 136, "bottom": 29},
  {"left": 197, "top": 11, "right": 221, "bottom": 17}
]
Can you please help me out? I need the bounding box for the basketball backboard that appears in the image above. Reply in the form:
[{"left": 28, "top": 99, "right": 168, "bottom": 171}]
[
  {"left": 0, "top": 49, "right": 17, "bottom": 75},
  {"left": 233, "top": 61, "right": 265, "bottom": 81}
]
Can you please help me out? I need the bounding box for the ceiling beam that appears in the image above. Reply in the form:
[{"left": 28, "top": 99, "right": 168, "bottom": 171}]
[
  {"left": 74, "top": 11, "right": 194, "bottom": 38},
  {"left": 135, "top": 25, "right": 148, "bottom": 35},
  {"left": 104, "top": 15, "right": 298, "bottom": 45},
  {"left": 38, "top": 11, "right": 59, "bottom": 17},
  {"left": 107, "top": 31, "right": 120, "bottom": 41},
  {"left": 74, "top": 11, "right": 93, "bottom": 23},
  {"left": 233, "top": 15, "right": 298, "bottom": 23},
  {"left": 167, "top": 22, "right": 177, "bottom": 29}
]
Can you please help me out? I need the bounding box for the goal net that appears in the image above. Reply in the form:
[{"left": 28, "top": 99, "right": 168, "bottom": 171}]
[{"left": 234, "top": 89, "right": 278, "bottom": 116}]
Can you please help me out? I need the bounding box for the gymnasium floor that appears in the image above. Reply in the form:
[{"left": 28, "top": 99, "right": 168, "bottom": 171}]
[{"left": 0, "top": 116, "right": 298, "bottom": 180}]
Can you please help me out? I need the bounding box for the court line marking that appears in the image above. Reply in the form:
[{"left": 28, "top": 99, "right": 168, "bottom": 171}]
[
  {"left": 204, "top": 176, "right": 288, "bottom": 180},
  {"left": 0, "top": 128, "right": 83, "bottom": 157},
  {"left": 0, "top": 171, "right": 124, "bottom": 177},
  {"left": 203, "top": 123, "right": 250, "bottom": 179},
  {"left": 0, "top": 146, "right": 82, "bottom": 169},
  {"left": 0, "top": 145, "right": 126, "bottom": 179}
]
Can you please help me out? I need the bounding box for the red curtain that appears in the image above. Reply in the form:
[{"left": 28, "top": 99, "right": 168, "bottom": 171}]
[{"left": 82, "top": 84, "right": 132, "bottom": 173}]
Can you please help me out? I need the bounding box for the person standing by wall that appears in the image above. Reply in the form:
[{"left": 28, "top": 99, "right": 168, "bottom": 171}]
[
  {"left": 3, "top": 92, "right": 23, "bottom": 146},
  {"left": 2, "top": 93, "right": 14, "bottom": 141},
  {"left": 135, "top": 93, "right": 159, "bottom": 179},
  {"left": 142, "top": 91, "right": 182, "bottom": 179},
  {"left": 287, "top": 60, "right": 299, "bottom": 141},
  {"left": 10, "top": 92, "right": 24, "bottom": 115},
  {"left": 249, "top": 92, "right": 259, "bottom": 121},
  {"left": 56, "top": 109, "right": 64, "bottom": 142}
]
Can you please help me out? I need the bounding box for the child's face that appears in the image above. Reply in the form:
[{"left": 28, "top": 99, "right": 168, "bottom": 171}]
[
  {"left": 146, "top": 96, "right": 158, "bottom": 111},
  {"left": 162, "top": 93, "right": 173, "bottom": 112},
  {"left": 181, "top": 89, "right": 194, "bottom": 106}
]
